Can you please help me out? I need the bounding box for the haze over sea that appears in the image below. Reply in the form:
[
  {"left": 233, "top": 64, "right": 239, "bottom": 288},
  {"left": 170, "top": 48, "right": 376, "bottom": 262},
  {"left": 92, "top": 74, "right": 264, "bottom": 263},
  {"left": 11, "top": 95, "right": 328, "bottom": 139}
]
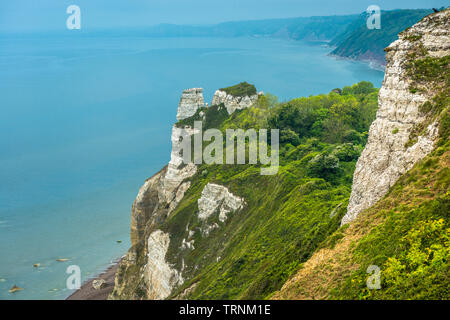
[{"left": 0, "top": 32, "right": 383, "bottom": 299}]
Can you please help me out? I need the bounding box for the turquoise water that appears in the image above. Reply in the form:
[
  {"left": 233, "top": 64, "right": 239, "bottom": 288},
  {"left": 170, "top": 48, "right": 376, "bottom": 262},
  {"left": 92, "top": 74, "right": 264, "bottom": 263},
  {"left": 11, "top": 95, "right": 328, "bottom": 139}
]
[{"left": 0, "top": 33, "right": 384, "bottom": 299}]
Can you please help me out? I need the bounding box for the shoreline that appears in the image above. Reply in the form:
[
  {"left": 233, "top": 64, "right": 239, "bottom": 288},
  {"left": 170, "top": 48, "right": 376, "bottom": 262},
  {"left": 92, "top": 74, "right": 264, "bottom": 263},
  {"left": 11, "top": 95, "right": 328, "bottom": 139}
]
[
  {"left": 327, "top": 53, "right": 386, "bottom": 71},
  {"left": 66, "top": 258, "right": 122, "bottom": 300}
]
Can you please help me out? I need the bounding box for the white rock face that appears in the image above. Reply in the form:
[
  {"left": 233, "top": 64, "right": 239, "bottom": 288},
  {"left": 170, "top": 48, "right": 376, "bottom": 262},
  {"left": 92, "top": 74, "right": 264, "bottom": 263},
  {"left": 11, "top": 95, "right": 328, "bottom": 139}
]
[
  {"left": 342, "top": 10, "right": 449, "bottom": 224},
  {"left": 130, "top": 93, "right": 201, "bottom": 245},
  {"left": 198, "top": 183, "right": 245, "bottom": 223},
  {"left": 177, "top": 88, "right": 205, "bottom": 121},
  {"left": 144, "top": 230, "right": 184, "bottom": 300},
  {"left": 211, "top": 89, "right": 258, "bottom": 115}
]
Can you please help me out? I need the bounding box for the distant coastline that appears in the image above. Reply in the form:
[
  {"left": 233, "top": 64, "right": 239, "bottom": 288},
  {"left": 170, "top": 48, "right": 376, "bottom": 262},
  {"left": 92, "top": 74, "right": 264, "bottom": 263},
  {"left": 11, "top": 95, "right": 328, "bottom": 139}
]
[{"left": 66, "top": 258, "right": 122, "bottom": 300}]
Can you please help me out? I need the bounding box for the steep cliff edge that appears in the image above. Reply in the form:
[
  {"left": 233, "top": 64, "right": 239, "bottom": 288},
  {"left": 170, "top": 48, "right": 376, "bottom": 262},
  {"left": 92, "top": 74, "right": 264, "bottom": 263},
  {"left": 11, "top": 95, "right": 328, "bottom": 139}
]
[
  {"left": 342, "top": 9, "right": 449, "bottom": 224},
  {"left": 275, "top": 9, "right": 449, "bottom": 300}
]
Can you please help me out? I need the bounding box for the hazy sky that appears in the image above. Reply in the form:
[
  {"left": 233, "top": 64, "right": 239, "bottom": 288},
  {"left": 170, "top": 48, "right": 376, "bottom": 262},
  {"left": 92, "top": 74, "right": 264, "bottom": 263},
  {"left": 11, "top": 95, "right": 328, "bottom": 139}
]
[{"left": 0, "top": 0, "right": 448, "bottom": 32}]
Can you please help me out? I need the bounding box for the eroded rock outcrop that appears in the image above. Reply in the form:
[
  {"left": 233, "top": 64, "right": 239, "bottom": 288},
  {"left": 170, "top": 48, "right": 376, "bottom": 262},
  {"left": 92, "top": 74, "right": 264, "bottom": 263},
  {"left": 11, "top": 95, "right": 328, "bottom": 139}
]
[
  {"left": 342, "top": 9, "right": 449, "bottom": 224},
  {"left": 198, "top": 183, "right": 245, "bottom": 223},
  {"left": 211, "top": 89, "right": 258, "bottom": 114},
  {"left": 197, "top": 183, "right": 245, "bottom": 236}
]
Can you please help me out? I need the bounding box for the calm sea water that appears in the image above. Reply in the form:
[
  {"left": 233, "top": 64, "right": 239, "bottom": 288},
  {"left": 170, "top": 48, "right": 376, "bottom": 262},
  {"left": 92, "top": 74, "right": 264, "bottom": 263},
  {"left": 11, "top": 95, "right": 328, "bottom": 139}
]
[{"left": 0, "top": 33, "right": 384, "bottom": 299}]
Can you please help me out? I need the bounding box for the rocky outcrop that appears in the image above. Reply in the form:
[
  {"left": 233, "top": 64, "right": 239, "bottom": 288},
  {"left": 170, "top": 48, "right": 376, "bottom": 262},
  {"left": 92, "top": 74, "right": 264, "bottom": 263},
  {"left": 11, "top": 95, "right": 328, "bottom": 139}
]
[
  {"left": 342, "top": 9, "right": 449, "bottom": 224},
  {"left": 176, "top": 88, "right": 205, "bottom": 121},
  {"left": 144, "top": 230, "right": 184, "bottom": 300},
  {"left": 211, "top": 89, "right": 258, "bottom": 115}
]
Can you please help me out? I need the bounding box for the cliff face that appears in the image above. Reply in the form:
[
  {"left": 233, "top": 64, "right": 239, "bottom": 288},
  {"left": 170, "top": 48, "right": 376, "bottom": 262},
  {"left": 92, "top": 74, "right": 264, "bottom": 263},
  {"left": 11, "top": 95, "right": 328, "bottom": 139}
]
[{"left": 342, "top": 9, "right": 449, "bottom": 224}]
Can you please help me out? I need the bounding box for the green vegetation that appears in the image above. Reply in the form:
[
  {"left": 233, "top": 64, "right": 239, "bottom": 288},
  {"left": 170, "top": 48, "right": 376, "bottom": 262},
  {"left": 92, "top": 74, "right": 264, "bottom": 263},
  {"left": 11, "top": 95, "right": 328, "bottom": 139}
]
[
  {"left": 267, "top": 81, "right": 377, "bottom": 145},
  {"left": 176, "top": 103, "right": 230, "bottom": 130},
  {"left": 219, "top": 82, "right": 257, "bottom": 97},
  {"left": 158, "top": 82, "right": 380, "bottom": 299},
  {"left": 407, "top": 55, "right": 450, "bottom": 84}
]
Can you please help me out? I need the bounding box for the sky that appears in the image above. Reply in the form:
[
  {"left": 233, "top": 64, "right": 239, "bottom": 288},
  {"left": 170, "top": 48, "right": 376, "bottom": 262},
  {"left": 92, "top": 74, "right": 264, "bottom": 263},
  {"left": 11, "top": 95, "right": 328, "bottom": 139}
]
[{"left": 0, "top": 0, "right": 448, "bottom": 32}]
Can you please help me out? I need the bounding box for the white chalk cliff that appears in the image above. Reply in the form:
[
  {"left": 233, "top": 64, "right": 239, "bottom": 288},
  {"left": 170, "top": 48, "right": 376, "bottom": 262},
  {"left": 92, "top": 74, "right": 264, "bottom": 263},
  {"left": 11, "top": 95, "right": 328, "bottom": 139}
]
[{"left": 342, "top": 10, "right": 450, "bottom": 224}]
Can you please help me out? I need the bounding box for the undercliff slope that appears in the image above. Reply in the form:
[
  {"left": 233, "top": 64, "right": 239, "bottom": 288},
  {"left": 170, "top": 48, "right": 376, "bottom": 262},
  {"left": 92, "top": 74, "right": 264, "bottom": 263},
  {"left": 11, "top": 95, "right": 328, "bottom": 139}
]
[{"left": 275, "top": 8, "right": 449, "bottom": 300}]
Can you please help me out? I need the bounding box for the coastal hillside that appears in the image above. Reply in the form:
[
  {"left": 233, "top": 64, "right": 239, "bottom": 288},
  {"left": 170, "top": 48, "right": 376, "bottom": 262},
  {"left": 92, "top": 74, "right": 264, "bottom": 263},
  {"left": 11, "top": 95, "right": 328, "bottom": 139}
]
[
  {"left": 275, "top": 8, "right": 449, "bottom": 299},
  {"left": 330, "top": 9, "right": 432, "bottom": 67},
  {"left": 110, "top": 9, "right": 449, "bottom": 300}
]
